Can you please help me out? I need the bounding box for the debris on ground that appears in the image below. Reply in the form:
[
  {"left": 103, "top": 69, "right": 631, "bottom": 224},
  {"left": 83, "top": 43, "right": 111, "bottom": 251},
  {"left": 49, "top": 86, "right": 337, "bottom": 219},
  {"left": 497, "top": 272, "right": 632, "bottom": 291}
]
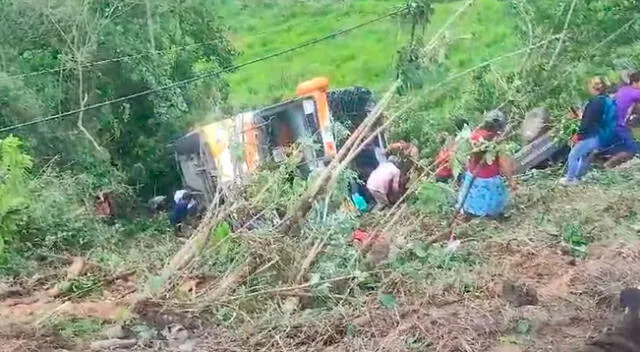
[
  {"left": 99, "top": 324, "right": 129, "bottom": 339},
  {"left": 89, "top": 338, "right": 137, "bottom": 351},
  {"left": 502, "top": 280, "right": 539, "bottom": 307}
]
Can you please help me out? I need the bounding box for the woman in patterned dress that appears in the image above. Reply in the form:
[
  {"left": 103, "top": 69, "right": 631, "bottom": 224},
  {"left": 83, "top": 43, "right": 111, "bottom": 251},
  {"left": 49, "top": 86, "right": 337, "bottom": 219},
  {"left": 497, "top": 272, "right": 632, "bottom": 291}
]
[{"left": 456, "top": 111, "right": 516, "bottom": 218}]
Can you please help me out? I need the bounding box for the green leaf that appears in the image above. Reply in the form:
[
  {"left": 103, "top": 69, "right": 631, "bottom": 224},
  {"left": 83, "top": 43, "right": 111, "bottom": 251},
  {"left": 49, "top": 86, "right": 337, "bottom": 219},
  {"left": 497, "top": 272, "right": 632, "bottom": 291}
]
[
  {"left": 378, "top": 293, "right": 398, "bottom": 309},
  {"left": 516, "top": 319, "right": 532, "bottom": 335},
  {"left": 413, "top": 246, "right": 428, "bottom": 258},
  {"left": 213, "top": 222, "right": 231, "bottom": 242}
]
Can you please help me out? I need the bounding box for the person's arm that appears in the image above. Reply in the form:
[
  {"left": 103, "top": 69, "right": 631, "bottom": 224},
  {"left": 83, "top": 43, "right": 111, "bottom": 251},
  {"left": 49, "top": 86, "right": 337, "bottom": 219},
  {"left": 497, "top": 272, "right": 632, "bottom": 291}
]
[
  {"left": 498, "top": 153, "right": 517, "bottom": 191},
  {"left": 435, "top": 147, "right": 449, "bottom": 165},
  {"left": 625, "top": 90, "right": 640, "bottom": 122},
  {"left": 578, "top": 97, "right": 605, "bottom": 137}
]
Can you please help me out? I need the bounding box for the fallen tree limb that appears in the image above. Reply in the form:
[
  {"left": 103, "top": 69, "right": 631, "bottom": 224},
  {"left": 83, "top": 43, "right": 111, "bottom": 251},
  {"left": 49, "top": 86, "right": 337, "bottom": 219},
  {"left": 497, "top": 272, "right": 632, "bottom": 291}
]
[
  {"left": 277, "top": 79, "right": 400, "bottom": 235},
  {"left": 208, "top": 258, "right": 256, "bottom": 301},
  {"left": 158, "top": 202, "right": 238, "bottom": 291},
  {"left": 223, "top": 269, "right": 388, "bottom": 302},
  {"left": 283, "top": 235, "right": 330, "bottom": 314}
]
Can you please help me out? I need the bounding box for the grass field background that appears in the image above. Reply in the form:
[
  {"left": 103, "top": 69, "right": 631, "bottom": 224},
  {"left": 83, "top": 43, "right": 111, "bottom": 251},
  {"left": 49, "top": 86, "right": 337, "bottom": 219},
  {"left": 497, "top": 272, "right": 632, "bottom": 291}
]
[{"left": 215, "top": 0, "right": 522, "bottom": 109}]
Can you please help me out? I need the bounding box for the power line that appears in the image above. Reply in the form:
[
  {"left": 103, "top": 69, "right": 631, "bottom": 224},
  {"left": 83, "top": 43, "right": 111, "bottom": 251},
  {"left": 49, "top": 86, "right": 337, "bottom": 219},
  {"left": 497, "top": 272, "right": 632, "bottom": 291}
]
[
  {"left": 7, "top": 16, "right": 322, "bottom": 80},
  {"left": 8, "top": 4, "right": 360, "bottom": 79},
  {"left": 0, "top": 7, "right": 403, "bottom": 133}
]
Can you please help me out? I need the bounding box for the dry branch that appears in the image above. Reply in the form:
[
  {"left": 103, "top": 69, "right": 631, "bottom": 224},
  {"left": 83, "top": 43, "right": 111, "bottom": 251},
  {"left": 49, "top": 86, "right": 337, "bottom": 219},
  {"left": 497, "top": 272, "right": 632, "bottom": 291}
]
[
  {"left": 277, "top": 79, "right": 400, "bottom": 235},
  {"left": 208, "top": 258, "right": 256, "bottom": 301},
  {"left": 159, "top": 202, "right": 238, "bottom": 288},
  {"left": 283, "top": 236, "right": 330, "bottom": 314}
]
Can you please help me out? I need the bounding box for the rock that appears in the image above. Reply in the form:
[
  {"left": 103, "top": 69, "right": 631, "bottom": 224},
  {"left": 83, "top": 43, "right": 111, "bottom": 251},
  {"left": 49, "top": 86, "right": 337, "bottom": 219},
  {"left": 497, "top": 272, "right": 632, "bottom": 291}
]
[
  {"left": 502, "top": 280, "right": 539, "bottom": 307},
  {"left": 89, "top": 339, "right": 137, "bottom": 350},
  {"left": 366, "top": 240, "right": 390, "bottom": 267},
  {"left": 100, "top": 324, "right": 127, "bottom": 339},
  {"left": 565, "top": 257, "right": 577, "bottom": 266},
  {"left": 163, "top": 323, "right": 197, "bottom": 352},
  {"left": 162, "top": 323, "right": 190, "bottom": 343}
]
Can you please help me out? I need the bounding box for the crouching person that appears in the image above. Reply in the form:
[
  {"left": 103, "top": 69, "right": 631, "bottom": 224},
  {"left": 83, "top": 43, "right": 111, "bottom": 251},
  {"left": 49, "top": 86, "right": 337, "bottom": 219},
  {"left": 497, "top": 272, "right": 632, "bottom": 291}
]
[
  {"left": 169, "top": 190, "right": 197, "bottom": 233},
  {"left": 366, "top": 156, "right": 404, "bottom": 211}
]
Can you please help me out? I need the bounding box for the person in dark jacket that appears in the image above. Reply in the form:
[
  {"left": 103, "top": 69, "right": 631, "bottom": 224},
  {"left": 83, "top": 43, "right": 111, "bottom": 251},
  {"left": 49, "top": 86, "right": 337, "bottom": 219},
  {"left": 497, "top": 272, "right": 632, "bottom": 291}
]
[
  {"left": 561, "top": 77, "right": 615, "bottom": 186},
  {"left": 169, "top": 190, "right": 195, "bottom": 232}
]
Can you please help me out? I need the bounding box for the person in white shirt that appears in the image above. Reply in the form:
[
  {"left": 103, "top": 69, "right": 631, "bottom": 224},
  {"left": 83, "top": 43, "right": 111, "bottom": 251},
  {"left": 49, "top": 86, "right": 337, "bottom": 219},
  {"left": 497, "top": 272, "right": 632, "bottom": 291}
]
[
  {"left": 174, "top": 189, "right": 197, "bottom": 210},
  {"left": 366, "top": 157, "right": 402, "bottom": 210}
]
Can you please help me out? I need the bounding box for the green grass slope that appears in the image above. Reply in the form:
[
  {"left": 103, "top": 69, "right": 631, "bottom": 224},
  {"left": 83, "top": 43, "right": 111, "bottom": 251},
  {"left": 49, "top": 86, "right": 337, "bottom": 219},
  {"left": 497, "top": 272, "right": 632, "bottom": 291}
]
[{"left": 217, "top": 0, "right": 522, "bottom": 109}]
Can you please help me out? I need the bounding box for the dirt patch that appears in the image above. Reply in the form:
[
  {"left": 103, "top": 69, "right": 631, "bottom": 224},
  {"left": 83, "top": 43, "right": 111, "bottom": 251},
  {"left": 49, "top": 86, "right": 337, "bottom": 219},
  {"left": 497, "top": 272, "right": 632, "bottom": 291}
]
[
  {"left": 0, "top": 296, "right": 128, "bottom": 324},
  {"left": 502, "top": 280, "right": 539, "bottom": 307},
  {"left": 132, "top": 299, "right": 201, "bottom": 331},
  {"left": 0, "top": 324, "right": 74, "bottom": 352}
]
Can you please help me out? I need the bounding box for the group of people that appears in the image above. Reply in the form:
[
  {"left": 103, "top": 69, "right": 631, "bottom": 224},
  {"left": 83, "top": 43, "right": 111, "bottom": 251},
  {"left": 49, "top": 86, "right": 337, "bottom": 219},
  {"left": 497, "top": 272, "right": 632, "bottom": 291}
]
[
  {"left": 164, "top": 72, "right": 640, "bottom": 226},
  {"left": 363, "top": 71, "right": 640, "bottom": 220},
  {"left": 359, "top": 111, "right": 516, "bottom": 218},
  {"left": 429, "top": 72, "right": 640, "bottom": 219},
  {"left": 563, "top": 73, "right": 640, "bottom": 185}
]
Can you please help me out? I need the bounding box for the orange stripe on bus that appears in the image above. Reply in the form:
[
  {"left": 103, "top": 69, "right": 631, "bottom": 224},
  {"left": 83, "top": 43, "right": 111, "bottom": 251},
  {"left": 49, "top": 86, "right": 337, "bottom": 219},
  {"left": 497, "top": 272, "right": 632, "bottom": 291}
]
[{"left": 243, "top": 122, "right": 259, "bottom": 171}]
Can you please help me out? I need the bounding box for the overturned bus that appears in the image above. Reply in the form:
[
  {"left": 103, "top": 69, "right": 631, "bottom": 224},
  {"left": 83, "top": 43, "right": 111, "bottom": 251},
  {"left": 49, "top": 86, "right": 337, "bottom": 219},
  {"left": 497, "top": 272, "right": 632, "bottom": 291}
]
[{"left": 173, "top": 78, "right": 386, "bottom": 205}]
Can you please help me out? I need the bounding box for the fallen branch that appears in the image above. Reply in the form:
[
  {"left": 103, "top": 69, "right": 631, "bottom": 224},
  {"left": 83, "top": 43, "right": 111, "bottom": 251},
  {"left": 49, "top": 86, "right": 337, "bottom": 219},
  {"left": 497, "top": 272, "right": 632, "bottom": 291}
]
[
  {"left": 277, "top": 79, "right": 400, "bottom": 235},
  {"left": 223, "top": 270, "right": 387, "bottom": 302},
  {"left": 159, "top": 201, "right": 238, "bottom": 290},
  {"left": 283, "top": 236, "right": 330, "bottom": 314},
  {"left": 208, "top": 258, "right": 256, "bottom": 301}
]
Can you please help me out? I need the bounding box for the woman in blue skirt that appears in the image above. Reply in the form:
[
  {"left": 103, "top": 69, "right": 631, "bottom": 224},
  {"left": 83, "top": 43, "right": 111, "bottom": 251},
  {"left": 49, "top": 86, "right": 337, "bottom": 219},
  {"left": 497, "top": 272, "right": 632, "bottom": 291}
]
[{"left": 457, "top": 111, "right": 516, "bottom": 218}]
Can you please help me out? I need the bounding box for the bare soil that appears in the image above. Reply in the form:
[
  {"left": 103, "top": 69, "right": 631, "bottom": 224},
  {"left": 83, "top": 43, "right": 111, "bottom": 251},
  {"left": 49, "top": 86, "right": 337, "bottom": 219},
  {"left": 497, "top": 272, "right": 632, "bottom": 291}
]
[{"left": 3, "top": 173, "right": 640, "bottom": 351}]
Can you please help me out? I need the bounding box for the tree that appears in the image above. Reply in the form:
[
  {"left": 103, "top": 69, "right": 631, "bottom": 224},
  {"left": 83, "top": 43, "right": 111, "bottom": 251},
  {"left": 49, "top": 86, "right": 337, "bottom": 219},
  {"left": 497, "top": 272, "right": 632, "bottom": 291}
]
[{"left": 0, "top": 0, "right": 237, "bottom": 196}]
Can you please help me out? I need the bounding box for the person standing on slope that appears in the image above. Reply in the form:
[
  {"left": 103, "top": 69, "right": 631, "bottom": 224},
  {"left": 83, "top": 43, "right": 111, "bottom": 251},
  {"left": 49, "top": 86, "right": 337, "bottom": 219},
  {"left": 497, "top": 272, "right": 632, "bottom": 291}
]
[
  {"left": 561, "top": 77, "right": 616, "bottom": 185},
  {"left": 456, "top": 111, "right": 515, "bottom": 219},
  {"left": 434, "top": 118, "right": 469, "bottom": 184}
]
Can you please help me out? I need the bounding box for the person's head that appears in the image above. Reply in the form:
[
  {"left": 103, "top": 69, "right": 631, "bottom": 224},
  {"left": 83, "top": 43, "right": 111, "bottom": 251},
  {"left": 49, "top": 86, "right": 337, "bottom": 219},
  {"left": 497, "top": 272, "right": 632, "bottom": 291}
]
[
  {"left": 629, "top": 71, "right": 640, "bottom": 88},
  {"left": 588, "top": 76, "right": 609, "bottom": 95},
  {"left": 182, "top": 191, "right": 193, "bottom": 202},
  {"left": 481, "top": 109, "right": 507, "bottom": 134},
  {"left": 621, "top": 70, "right": 632, "bottom": 85}
]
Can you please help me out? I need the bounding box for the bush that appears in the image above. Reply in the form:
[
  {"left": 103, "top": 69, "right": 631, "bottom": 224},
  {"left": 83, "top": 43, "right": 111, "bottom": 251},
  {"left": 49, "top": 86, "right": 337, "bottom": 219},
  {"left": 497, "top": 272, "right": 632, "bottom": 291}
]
[
  {"left": 15, "top": 170, "right": 118, "bottom": 254},
  {"left": 0, "top": 136, "right": 142, "bottom": 275},
  {"left": 0, "top": 136, "right": 32, "bottom": 256}
]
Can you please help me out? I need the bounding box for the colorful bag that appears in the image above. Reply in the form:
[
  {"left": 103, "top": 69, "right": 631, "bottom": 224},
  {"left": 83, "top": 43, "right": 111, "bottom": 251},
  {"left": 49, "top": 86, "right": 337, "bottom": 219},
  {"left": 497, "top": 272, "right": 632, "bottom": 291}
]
[
  {"left": 599, "top": 96, "right": 618, "bottom": 146},
  {"left": 351, "top": 193, "right": 368, "bottom": 212}
]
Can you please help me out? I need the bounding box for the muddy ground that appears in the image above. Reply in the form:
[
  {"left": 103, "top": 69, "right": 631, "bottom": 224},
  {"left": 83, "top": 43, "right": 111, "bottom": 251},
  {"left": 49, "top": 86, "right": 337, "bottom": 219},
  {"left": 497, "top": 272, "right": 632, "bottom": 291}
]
[{"left": 2, "top": 168, "right": 640, "bottom": 352}]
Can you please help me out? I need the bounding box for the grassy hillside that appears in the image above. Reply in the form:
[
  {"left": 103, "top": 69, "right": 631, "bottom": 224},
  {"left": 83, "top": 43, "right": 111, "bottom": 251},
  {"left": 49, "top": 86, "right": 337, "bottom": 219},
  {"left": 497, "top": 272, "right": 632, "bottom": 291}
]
[{"left": 217, "top": 0, "right": 522, "bottom": 109}]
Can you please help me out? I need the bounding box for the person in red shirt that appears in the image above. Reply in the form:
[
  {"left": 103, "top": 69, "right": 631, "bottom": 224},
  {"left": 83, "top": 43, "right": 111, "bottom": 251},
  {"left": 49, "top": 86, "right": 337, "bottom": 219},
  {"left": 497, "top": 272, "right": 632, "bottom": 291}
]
[
  {"left": 435, "top": 118, "right": 469, "bottom": 183},
  {"left": 456, "top": 111, "right": 515, "bottom": 218}
]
